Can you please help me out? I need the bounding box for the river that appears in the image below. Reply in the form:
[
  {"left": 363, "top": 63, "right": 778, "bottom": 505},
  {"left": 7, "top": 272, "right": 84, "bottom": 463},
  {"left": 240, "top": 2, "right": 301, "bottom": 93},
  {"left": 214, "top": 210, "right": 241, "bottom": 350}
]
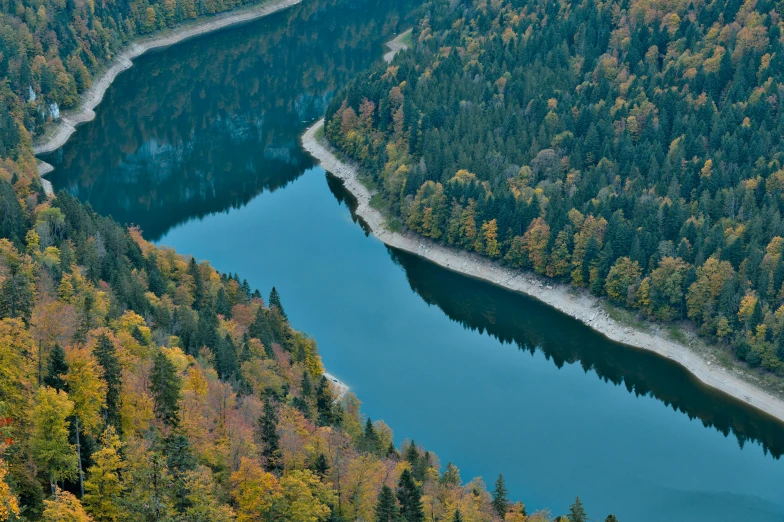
[{"left": 40, "top": 0, "right": 784, "bottom": 519}]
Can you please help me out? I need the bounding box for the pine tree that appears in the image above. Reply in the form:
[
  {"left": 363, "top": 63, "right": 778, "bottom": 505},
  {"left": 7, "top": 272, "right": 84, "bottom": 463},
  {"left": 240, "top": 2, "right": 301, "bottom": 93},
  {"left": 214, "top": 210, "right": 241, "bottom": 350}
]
[
  {"left": 268, "top": 286, "right": 287, "bottom": 320},
  {"left": 396, "top": 469, "right": 424, "bottom": 522},
  {"left": 567, "top": 497, "right": 588, "bottom": 522},
  {"left": 452, "top": 508, "right": 463, "bottom": 522},
  {"left": 375, "top": 484, "right": 399, "bottom": 522},
  {"left": 492, "top": 473, "right": 509, "bottom": 517},
  {"left": 149, "top": 351, "right": 181, "bottom": 427},
  {"left": 44, "top": 344, "right": 69, "bottom": 392},
  {"left": 605, "top": 516, "right": 619, "bottom": 522},
  {"left": 94, "top": 334, "right": 122, "bottom": 429},
  {"left": 259, "top": 399, "right": 281, "bottom": 473}
]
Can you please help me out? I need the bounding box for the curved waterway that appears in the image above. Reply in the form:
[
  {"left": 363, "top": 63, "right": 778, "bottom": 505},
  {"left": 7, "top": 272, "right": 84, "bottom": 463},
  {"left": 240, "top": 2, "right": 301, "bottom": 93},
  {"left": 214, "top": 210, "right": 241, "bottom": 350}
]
[{"left": 41, "top": 0, "right": 784, "bottom": 519}]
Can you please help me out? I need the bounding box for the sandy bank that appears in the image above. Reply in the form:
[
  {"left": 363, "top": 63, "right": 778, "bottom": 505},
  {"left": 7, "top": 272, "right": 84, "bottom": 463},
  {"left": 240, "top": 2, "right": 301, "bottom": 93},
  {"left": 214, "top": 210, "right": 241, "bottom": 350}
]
[
  {"left": 302, "top": 118, "right": 784, "bottom": 425},
  {"left": 33, "top": 0, "right": 302, "bottom": 160}
]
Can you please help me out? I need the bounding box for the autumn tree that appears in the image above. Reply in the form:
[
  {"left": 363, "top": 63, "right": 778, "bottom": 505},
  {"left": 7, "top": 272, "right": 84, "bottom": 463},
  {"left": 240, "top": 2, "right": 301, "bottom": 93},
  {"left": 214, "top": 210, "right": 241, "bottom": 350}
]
[
  {"left": 65, "top": 345, "right": 107, "bottom": 496},
  {"left": 83, "top": 427, "right": 124, "bottom": 522},
  {"left": 42, "top": 488, "right": 92, "bottom": 522},
  {"left": 31, "top": 387, "right": 78, "bottom": 493}
]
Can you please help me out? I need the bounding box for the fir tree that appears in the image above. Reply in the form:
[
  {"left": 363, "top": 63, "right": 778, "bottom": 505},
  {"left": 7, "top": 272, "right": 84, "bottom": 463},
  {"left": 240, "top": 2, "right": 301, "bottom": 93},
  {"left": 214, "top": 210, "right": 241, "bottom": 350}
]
[
  {"left": 149, "top": 351, "right": 181, "bottom": 427},
  {"left": 361, "top": 418, "right": 380, "bottom": 455},
  {"left": 268, "top": 286, "right": 287, "bottom": 320},
  {"left": 605, "top": 516, "right": 619, "bottom": 522},
  {"left": 94, "top": 334, "right": 122, "bottom": 428},
  {"left": 567, "top": 497, "right": 588, "bottom": 522},
  {"left": 44, "top": 344, "right": 68, "bottom": 392},
  {"left": 310, "top": 453, "right": 329, "bottom": 478},
  {"left": 452, "top": 508, "right": 463, "bottom": 522},
  {"left": 259, "top": 399, "right": 281, "bottom": 473},
  {"left": 492, "top": 473, "right": 509, "bottom": 517},
  {"left": 375, "top": 484, "right": 399, "bottom": 522},
  {"left": 396, "top": 468, "right": 424, "bottom": 522},
  {"left": 316, "top": 376, "right": 338, "bottom": 426}
]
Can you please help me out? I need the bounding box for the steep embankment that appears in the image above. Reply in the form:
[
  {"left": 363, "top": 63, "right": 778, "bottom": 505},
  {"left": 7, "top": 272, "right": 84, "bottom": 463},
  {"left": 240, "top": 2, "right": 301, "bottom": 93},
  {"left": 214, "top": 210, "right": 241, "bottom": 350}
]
[{"left": 302, "top": 117, "right": 784, "bottom": 425}]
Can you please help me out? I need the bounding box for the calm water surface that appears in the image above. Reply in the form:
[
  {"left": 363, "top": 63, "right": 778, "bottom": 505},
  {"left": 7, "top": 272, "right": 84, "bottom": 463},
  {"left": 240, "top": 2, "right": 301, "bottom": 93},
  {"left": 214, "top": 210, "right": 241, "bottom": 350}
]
[{"left": 41, "top": 0, "right": 784, "bottom": 519}]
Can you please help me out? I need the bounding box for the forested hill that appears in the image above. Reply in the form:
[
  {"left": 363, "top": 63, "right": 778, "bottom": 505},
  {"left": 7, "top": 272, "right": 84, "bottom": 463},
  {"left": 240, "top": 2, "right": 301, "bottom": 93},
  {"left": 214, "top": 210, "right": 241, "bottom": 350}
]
[
  {"left": 0, "top": 176, "right": 614, "bottom": 521},
  {"left": 0, "top": 0, "right": 276, "bottom": 187},
  {"left": 326, "top": 0, "right": 784, "bottom": 375}
]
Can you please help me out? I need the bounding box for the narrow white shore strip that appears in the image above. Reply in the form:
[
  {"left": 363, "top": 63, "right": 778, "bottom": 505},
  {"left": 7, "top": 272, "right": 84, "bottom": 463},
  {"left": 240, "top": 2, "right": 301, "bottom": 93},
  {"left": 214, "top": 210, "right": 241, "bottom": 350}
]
[
  {"left": 323, "top": 372, "right": 349, "bottom": 400},
  {"left": 302, "top": 118, "right": 784, "bottom": 424},
  {"left": 33, "top": 0, "right": 302, "bottom": 162}
]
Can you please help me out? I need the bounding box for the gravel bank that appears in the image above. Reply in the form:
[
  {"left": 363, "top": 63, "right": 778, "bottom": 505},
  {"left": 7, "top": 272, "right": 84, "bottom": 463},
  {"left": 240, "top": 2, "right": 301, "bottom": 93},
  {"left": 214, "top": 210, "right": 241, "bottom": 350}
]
[{"left": 302, "top": 118, "right": 784, "bottom": 425}]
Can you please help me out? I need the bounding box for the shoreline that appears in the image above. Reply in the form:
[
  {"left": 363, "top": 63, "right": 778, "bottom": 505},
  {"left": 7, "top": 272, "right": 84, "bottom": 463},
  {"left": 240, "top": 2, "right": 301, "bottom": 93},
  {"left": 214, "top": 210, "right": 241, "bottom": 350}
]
[
  {"left": 33, "top": 0, "right": 302, "bottom": 163},
  {"left": 324, "top": 372, "right": 349, "bottom": 399},
  {"left": 302, "top": 118, "right": 784, "bottom": 425}
]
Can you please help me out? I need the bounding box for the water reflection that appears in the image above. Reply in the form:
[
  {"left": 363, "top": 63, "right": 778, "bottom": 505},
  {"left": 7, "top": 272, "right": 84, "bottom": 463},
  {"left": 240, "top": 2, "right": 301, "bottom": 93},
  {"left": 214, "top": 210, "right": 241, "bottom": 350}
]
[
  {"left": 42, "top": 0, "right": 414, "bottom": 240},
  {"left": 326, "top": 170, "right": 784, "bottom": 459}
]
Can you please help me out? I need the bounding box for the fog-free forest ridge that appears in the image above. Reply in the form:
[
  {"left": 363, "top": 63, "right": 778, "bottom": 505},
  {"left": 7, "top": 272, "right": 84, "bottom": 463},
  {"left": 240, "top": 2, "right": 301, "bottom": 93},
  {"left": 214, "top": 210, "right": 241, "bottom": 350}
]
[
  {"left": 302, "top": 117, "right": 784, "bottom": 425},
  {"left": 33, "top": 0, "right": 302, "bottom": 161}
]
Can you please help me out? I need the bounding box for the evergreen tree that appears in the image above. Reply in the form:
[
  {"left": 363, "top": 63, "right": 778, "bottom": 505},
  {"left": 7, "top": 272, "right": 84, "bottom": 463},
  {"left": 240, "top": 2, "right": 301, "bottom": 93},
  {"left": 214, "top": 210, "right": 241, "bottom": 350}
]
[
  {"left": 259, "top": 399, "right": 281, "bottom": 473},
  {"left": 149, "top": 351, "right": 181, "bottom": 427},
  {"left": 310, "top": 453, "right": 329, "bottom": 478},
  {"left": 187, "top": 258, "right": 204, "bottom": 311},
  {"left": 567, "top": 497, "right": 588, "bottom": 522},
  {"left": 268, "top": 286, "right": 287, "bottom": 320},
  {"left": 492, "top": 473, "right": 509, "bottom": 517},
  {"left": 605, "top": 516, "right": 619, "bottom": 522},
  {"left": 165, "top": 434, "right": 196, "bottom": 513},
  {"left": 396, "top": 469, "right": 424, "bottom": 522},
  {"left": 316, "top": 376, "right": 338, "bottom": 426},
  {"left": 361, "top": 418, "right": 380, "bottom": 455},
  {"left": 452, "top": 508, "right": 463, "bottom": 522},
  {"left": 44, "top": 344, "right": 69, "bottom": 392},
  {"left": 94, "top": 334, "right": 122, "bottom": 428},
  {"left": 375, "top": 484, "right": 399, "bottom": 522}
]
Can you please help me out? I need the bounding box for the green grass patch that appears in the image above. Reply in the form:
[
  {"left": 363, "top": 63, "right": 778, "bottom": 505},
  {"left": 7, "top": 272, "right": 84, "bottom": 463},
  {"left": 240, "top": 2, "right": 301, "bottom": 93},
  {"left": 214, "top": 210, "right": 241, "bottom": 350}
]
[
  {"left": 399, "top": 29, "right": 414, "bottom": 48},
  {"left": 314, "top": 125, "right": 325, "bottom": 141},
  {"left": 667, "top": 326, "right": 688, "bottom": 345}
]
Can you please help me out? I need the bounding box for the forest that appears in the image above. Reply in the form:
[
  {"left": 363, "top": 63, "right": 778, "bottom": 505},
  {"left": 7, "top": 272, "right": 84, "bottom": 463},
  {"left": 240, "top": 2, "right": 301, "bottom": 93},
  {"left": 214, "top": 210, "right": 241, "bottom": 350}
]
[
  {"left": 325, "top": 0, "right": 784, "bottom": 376},
  {"left": 0, "top": 177, "right": 621, "bottom": 521}
]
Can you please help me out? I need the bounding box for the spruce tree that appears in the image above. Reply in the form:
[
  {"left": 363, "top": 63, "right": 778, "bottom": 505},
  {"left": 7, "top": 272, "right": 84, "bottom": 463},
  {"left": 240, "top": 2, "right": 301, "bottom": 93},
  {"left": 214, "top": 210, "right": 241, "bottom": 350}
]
[
  {"left": 259, "top": 398, "right": 281, "bottom": 473},
  {"left": 375, "top": 484, "right": 399, "bottom": 522},
  {"left": 316, "top": 376, "right": 337, "bottom": 426},
  {"left": 567, "top": 497, "right": 588, "bottom": 522},
  {"left": 149, "top": 351, "right": 181, "bottom": 427},
  {"left": 362, "top": 418, "right": 380, "bottom": 455},
  {"left": 452, "top": 508, "right": 463, "bottom": 522},
  {"left": 605, "top": 516, "right": 619, "bottom": 522},
  {"left": 268, "top": 286, "right": 287, "bottom": 320},
  {"left": 187, "top": 257, "right": 204, "bottom": 311},
  {"left": 44, "top": 344, "right": 69, "bottom": 392},
  {"left": 94, "top": 334, "right": 122, "bottom": 429},
  {"left": 396, "top": 468, "right": 424, "bottom": 522},
  {"left": 492, "top": 473, "right": 509, "bottom": 517},
  {"left": 310, "top": 453, "right": 329, "bottom": 478}
]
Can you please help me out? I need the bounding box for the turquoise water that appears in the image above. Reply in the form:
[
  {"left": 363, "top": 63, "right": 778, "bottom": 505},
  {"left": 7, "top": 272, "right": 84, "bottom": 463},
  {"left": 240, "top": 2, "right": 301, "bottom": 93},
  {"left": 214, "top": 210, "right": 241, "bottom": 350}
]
[{"left": 41, "top": 0, "right": 784, "bottom": 519}]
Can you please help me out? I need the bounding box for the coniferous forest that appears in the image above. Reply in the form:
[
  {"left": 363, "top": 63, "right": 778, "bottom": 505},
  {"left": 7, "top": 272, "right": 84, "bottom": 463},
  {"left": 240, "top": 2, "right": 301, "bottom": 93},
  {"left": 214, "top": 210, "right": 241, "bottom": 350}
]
[{"left": 326, "top": 0, "right": 784, "bottom": 376}]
